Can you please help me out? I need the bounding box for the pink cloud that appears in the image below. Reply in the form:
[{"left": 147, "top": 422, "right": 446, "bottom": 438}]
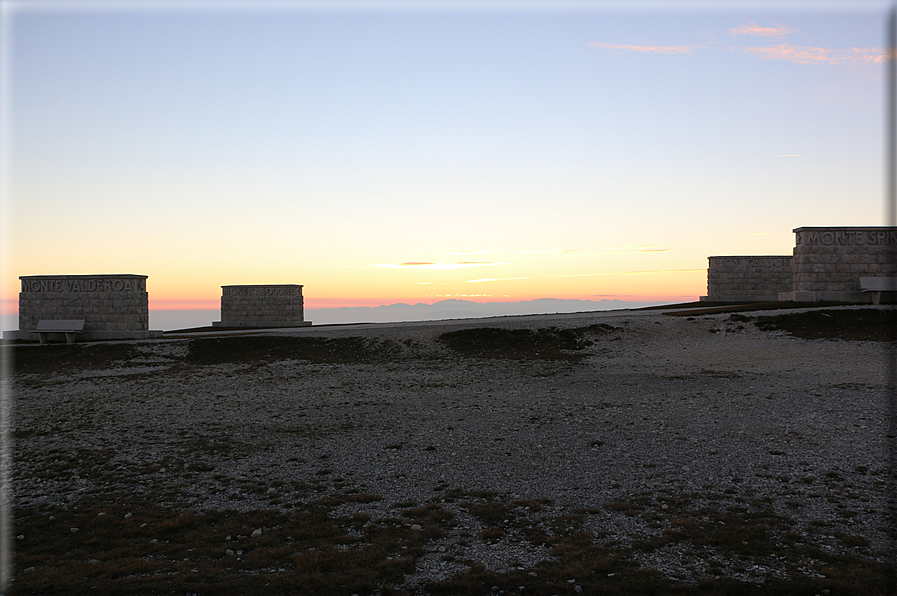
[
  {"left": 735, "top": 44, "right": 892, "bottom": 66},
  {"left": 590, "top": 42, "right": 704, "bottom": 55},
  {"left": 729, "top": 23, "right": 797, "bottom": 37}
]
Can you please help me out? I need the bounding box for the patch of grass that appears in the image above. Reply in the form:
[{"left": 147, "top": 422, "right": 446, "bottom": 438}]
[
  {"left": 437, "top": 325, "right": 619, "bottom": 360},
  {"left": 12, "top": 342, "right": 142, "bottom": 375},
  {"left": 15, "top": 488, "right": 897, "bottom": 596},
  {"left": 605, "top": 500, "right": 646, "bottom": 517},
  {"left": 463, "top": 501, "right": 512, "bottom": 526},
  {"left": 185, "top": 335, "right": 407, "bottom": 365},
  {"left": 751, "top": 308, "right": 897, "bottom": 342},
  {"left": 480, "top": 528, "right": 504, "bottom": 542}
]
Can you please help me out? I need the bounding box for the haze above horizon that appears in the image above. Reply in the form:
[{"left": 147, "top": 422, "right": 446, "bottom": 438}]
[{"left": 1, "top": 1, "right": 890, "bottom": 322}]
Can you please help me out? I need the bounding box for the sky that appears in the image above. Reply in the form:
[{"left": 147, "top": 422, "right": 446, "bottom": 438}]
[{"left": 1, "top": 0, "right": 892, "bottom": 327}]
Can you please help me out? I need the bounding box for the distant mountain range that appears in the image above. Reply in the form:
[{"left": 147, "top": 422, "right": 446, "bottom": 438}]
[
  {"left": 304, "top": 298, "right": 665, "bottom": 325},
  {"left": 150, "top": 298, "right": 669, "bottom": 330}
]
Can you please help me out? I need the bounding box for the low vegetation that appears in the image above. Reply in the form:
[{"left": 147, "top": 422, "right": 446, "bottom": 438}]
[
  {"left": 14, "top": 486, "right": 895, "bottom": 595},
  {"left": 746, "top": 309, "right": 897, "bottom": 342},
  {"left": 436, "top": 324, "right": 621, "bottom": 361}
]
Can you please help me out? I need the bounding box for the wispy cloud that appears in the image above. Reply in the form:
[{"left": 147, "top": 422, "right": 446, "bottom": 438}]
[
  {"left": 734, "top": 44, "right": 891, "bottom": 66},
  {"left": 441, "top": 250, "right": 496, "bottom": 256},
  {"left": 595, "top": 22, "right": 891, "bottom": 70},
  {"left": 466, "top": 277, "right": 530, "bottom": 283},
  {"left": 372, "top": 261, "right": 507, "bottom": 271},
  {"left": 590, "top": 41, "right": 705, "bottom": 55},
  {"left": 521, "top": 246, "right": 667, "bottom": 256},
  {"left": 550, "top": 268, "right": 703, "bottom": 279},
  {"left": 729, "top": 22, "right": 798, "bottom": 37}
]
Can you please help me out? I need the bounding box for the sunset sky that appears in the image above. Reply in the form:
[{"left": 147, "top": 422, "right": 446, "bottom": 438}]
[{"left": 1, "top": 1, "right": 891, "bottom": 326}]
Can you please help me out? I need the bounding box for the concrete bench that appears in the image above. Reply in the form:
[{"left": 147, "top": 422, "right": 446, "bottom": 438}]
[
  {"left": 859, "top": 277, "right": 897, "bottom": 305},
  {"left": 35, "top": 319, "right": 85, "bottom": 344}
]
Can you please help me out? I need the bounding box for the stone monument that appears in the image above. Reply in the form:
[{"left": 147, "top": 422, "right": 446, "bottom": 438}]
[
  {"left": 700, "top": 226, "right": 897, "bottom": 303},
  {"left": 5, "top": 274, "right": 163, "bottom": 342},
  {"left": 701, "top": 256, "right": 793, "bottom": 302},
  {"left": 213, "top": 284, "right": 311, "bottom": 327},
  {"left": 778, "top": 226, "right": 897, "bottom": 302}
]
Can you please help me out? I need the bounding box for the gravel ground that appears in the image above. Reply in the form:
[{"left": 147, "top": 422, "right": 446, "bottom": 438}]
[{"left": 10, "top": 306, "right": 897, "bottom": 592}]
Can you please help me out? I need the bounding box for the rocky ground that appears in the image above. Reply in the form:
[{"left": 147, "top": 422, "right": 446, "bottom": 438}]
[{"left": 7, "top": 305, "right": 897, "bottom": 595}]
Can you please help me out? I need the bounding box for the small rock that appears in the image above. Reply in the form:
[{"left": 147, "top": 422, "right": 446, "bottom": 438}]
[
  {"left": 574, "top": 587, "right": 583, "bottom": 594},
  {"left": 410, "top": 524, "right": 423, "bottom": 532},
  {"left": 225, "top": 549, "right": 235, "bottom": 556},
  {"left": 251, "top": 529, "right": 262, "bottom": 538},
  {"left": 124, "top": 512, "right": 132, "bottom": 519},
  {"left": 97, "top": 512, "right": 106, "bottom": 517},
  {"left": 567, "top": 580, "right": 576, "bottom": 584},
  {"left": 150, "top": 539, "right": 158, "bottom": 544},
  {"left": 49, "top": 515, "right": 55, "bottom": 521},
  {"left": 70, "top": 528, "right": 79, "bottom": 533},
  {"left": 226, "top": 535, "right": 232, "bottom": 541},
  {"left": 16, "top": 535, "right": 23, "bottom": 540},
  {"left": 23, "top": 567, "right": 35, "bottom": 574},
  {"left": 88, "top": 559, "right": 100, "bottom": 565}
]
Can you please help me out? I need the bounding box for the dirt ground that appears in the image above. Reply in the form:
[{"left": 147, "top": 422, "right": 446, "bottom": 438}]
[{"left": 6, "top": 305, "right": 897, "bottom": 595}]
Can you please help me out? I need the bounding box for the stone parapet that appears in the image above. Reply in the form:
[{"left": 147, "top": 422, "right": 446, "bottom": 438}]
[
  {"left": 16, "top": 274, "right": 152, "bottom": 332},
  {"left": 211, "top": 320, "right": 312, "bottom": 328},
  {"left": 701, "top": 256, "right": 792, "bottom": 302},
  {"left": 214, "top": 284, "right": 310, "bottom": 327},
  {"left": 790, "top": 227, "right": 897, "bottom": 302},
  {"left": 5, "top": 330, "right": 163, "bottom": 341}
]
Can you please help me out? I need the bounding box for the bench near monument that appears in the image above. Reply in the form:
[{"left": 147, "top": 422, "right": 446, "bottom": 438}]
[
  {"left": 703, "top": 226, "right": 897, "bottom": 304},
  {"left": 3, "top": 274, "right": 163, "bottom": 342},
  {"left": 213, "top": 284, "right": 311, "bottom": 328},
  {"left": 35, "top": 319, "right": 85, "bottom": 344},
  {"left": 859, "top": 276, "right": 897, "bottom": 305}
]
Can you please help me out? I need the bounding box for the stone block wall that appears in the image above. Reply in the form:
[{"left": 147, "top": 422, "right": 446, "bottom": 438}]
[
  {"left": 216, "top": 285, "right": 309, "bottom": 327},
  {"left": 703, "top": 256, "right": 793, "bottom": 302},
  {"left": 789, "top": 227, "right": 897, "bottom": 301},
  {"left": 18, "top": 275, "right": 149, "bottom": 332}
]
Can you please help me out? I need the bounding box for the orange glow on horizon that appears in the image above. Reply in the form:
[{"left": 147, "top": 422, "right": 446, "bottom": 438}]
[
  {"left": 149, "top": 298, "right": 219, "bottom": 310},
  {"left": 1, "top": 291, "right": 705, "bottom": 318},
  {"left": 2, "top": 262, "right": 708, "bottom": 314}
]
